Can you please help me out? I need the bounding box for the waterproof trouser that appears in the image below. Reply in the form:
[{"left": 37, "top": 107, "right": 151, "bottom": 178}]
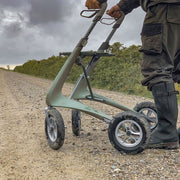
[{"left": 140, "top": 4, "right": 180, "bottom": 89}]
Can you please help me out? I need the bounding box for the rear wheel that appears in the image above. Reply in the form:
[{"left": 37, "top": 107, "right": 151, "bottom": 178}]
[
  {"left": 72, "top": 110, "right": 81, "bottom": 136},
  {"left": 108, "top": 111, "right": 150, "bottom": 154},
  {"left": 45, "top": 108, "right": 65, "bottom": 150},
  {"left": 134, "top": 101, "right": 158, "bottom": 131}
]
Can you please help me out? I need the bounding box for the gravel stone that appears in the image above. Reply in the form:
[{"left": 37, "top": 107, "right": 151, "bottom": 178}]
[{"left": 0, "top": 70, "right": 180, "bottom": 179}]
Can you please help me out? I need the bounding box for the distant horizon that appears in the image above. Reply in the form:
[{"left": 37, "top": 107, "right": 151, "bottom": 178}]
[{"left": 0, "top": 64, "right": 21, "bottom": 70}]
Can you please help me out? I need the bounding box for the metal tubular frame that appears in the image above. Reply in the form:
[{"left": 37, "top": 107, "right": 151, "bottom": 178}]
[{"left": 46, "top": 3, "right": 135, "bottom": 122}]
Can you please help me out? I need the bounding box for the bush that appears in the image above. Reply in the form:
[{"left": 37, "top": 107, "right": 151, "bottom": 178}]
[{"left": 14, "top": 43, "right": 153, "bottom": 98}]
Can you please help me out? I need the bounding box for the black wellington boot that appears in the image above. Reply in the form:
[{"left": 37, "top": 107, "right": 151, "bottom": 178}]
[
  {"left": 148, "top": 82, "right": 179, "bottom": 149},
  {"left": 178, "top": 127, "right": 180, "bottom": 143}
]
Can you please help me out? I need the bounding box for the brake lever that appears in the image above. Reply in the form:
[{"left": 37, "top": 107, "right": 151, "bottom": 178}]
[
  {"left": 100, "top": 10, "right": 125, "bottom": 26},
  {"left": 100, "top": 17, "right": 117, "bottom": 25},
  {"left": 80, "top": 9, "right": 100, "bottom": 18}
]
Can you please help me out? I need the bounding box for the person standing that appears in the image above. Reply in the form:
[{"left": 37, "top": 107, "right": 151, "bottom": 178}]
[{"left": 85, "top": 0, "right": 180, "bottom": 149}]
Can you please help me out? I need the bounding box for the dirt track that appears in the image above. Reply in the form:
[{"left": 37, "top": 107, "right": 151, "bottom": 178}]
[{"left": 0, "top": 69, "right": 180, "bottom": 180}]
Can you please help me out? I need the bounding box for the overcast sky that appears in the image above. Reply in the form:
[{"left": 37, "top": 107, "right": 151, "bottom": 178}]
[{"left": 0, "top": 0, "right": 145, "bottom": 65}]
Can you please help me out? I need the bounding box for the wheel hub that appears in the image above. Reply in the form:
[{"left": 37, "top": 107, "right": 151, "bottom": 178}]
[
  {"left": 47, "top": 117, "right": 57, "bottom": 142},
  {"left": 126, "top": 130, "right": 131, "bottom": 136},
  {"left": 50, "top": 126, "right": 55, "bottom": 133},
  {"left": 115, "top": 119, "right": 143, "bottom": 148}
]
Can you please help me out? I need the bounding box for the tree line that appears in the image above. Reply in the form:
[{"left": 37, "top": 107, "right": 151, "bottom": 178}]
[{"left": 15, "top": 43, "right": 177, "bottom": 98}]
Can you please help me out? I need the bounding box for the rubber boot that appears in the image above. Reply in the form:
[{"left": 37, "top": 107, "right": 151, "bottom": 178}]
[
  {"left": 148, "top": 81, "right": 179, "bottom": 149},
  {"left": 178, "top": 127, "right": 180, "bottom": 143}
]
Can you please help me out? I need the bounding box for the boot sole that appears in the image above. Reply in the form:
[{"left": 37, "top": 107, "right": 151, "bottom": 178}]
[{"left": 147, "top": 141, "right": 179, "bottom": 149}]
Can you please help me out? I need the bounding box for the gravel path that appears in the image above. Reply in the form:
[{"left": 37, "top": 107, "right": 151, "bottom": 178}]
[{"left": 0, "top": 69, "right": 180, "bottom": 180}]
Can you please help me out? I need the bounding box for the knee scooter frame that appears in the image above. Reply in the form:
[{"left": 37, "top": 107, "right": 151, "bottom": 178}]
[{"left": 45, "top": 3, "right": 157, "bottom": 154}]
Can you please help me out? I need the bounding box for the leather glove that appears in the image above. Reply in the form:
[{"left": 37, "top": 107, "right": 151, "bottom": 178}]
[
  {"left": 85, "top": 0, "right": 100, "bottom": 9},
  {"left": 106, "top": 5, "right": 121, "bottom": 19}
]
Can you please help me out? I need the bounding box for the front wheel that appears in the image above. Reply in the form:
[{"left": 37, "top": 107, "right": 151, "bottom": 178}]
[
  {"left": 45, "top": 108, "right": 65, "bottom": 150},
  {"left": 108, "top": 111, "right": 150, "bottom": 154}
]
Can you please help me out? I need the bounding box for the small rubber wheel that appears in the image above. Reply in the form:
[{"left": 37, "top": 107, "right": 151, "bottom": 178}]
[
  {"left": 72, "top": 110, "right": 81, "bottom": 136},
  {"left": 108, "top": 111, "right": 150, "bottom": 154},
  {"left": 45, "top": 108, "right": 65, "bottom": 150},
  {"left": 134, "top": 101, "right": 158, "bottom": 131}
]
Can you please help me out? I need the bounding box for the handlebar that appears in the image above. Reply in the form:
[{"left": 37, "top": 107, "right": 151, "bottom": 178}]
[
  {"left": 80, "top": 4, "right": 125, "bottom": 28},
  {"left": 80, "top": 9, "right": 100, "bottom": 18}
]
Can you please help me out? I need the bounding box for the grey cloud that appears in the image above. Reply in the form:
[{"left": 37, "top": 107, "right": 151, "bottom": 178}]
[
  {"left": 29, "top": 0, "right": 60, "bottom": 25},
  {"left": 0, "top": 10, "right": 27, "bottom": 39},
  {"left": 0, "top": 9, "right": 5, "bottom": 19},
  {"left": 3, "top": 21, "right": 23, "bottom": 38},
  {"left": 28, "top": 0, "right": 77, "bottom": 25},
  {"left": 0, "top": 0, "right": 28, "bottom": 9},
  {"left": 0, "top": 0, "right": 146, "bottom": 66},
  {"left": 17, "top": 12, "right": 25, "bottom": 21}
]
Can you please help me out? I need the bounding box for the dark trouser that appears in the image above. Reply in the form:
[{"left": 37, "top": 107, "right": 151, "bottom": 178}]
[{"left": 140, "top": 4, "right": 180, "bottom": 89}]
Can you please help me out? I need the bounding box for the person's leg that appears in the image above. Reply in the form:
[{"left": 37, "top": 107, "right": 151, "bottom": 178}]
[
  {"left": 166, "top": 4, "right": 180, "bottom": 145},
  {"left": 178, "top": 128, "right": 180, "bottom": 143},
  {"left": 140, "top": 4, "right": 180, "bottom": 148},
  {"left": 172, "top": 44, "right": 180, "bottom": 144}
]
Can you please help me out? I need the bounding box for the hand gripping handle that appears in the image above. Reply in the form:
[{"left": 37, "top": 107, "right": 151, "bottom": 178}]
[
  {"left": 100, "top": 11, "right": 125, "bottom": 27},
  {"left": 112, "top": 12, "right": 125, "bottom": 29},
  {"left": 80, "top": 2, "right": 107, "bottom": 21}
]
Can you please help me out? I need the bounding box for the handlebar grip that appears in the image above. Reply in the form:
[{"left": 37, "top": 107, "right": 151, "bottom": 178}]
[
  {"left": 80, "top": 2, "right": 107, "bottom": 20},
  {"left": 93, "top": 2, "right": 107, "bottom": 22},
  {"left": 112, "top": 12, "right": 125, "bottom": 29},
  {"left": 100, "top": 11, "right": 125, "bottom": 27}
]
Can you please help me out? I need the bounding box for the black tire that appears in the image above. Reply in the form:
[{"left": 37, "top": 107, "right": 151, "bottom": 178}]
[
  {"left": 72, "top": 110, "right": 81, "bottom": 136},
  {"left": 134, "top": 101, "right": 158, "bottom": 131},
  {"left": 108, "top": 111, "right": 150, "bottom": 154},
  {"left": 45, "top": 108, "right": 65, "bottom": 150}
]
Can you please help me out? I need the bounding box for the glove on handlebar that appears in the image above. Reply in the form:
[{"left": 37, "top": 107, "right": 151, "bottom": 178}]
[{"left": 85, "top": 0, "right": 100, "bottom": 9}]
